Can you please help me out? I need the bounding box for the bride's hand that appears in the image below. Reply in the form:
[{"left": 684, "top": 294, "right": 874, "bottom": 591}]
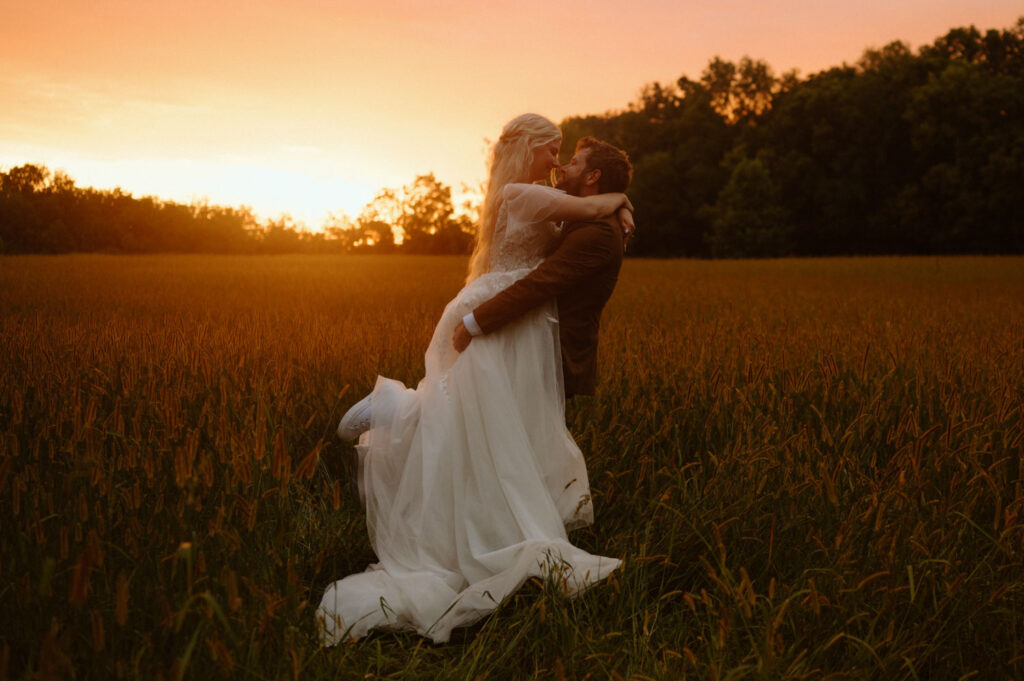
[
  {"left": 453, "top": 321, "right": 472, "bottom": 353},
  {"left": 618, "top": 206, "right": 635, "bottom": 249}
]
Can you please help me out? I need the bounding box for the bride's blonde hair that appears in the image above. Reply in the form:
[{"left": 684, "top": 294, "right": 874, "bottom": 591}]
[{"left": 466, "top": 113, "right": 561, "bottom": 283}]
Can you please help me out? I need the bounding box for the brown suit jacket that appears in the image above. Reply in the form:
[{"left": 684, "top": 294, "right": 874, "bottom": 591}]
[{"left": 472, "top": 215, "right": 623, "bottom": 397}]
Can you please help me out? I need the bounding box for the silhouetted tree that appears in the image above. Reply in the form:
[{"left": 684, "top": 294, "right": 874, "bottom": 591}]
[
  {"left": 350, "top": 173, "right": 473, "bottom": 254},
  {"left": 708, "top": 156, "right": 792, "bottom": 257},
  {"left": 398, "top": 173, "right": 458, "bottom": 253}
]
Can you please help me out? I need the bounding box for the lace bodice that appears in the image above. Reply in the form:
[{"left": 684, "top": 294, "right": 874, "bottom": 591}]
[{"left": 489, "top": 184, "right": 566, "bottom": 272}]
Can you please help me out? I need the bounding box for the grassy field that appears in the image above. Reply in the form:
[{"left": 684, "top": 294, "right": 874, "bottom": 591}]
[{"left": 1, "top": 254, "right": 1023, "bottom": 680}]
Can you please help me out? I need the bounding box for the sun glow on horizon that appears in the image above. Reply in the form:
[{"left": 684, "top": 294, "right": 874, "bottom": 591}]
[
  {"left": 0, "top": 144, "right": 485, "bottom": 231},
  {"left": 2, "top": 0, "right": 1020, "bottom": 231},
  {"left": 0, "top": 149, "right": 386, "bottom": 228}
]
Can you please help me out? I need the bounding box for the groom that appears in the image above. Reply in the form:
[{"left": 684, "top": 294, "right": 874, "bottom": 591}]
[{"left": 452, "top": 136, "right": 633, "bottom": 398}]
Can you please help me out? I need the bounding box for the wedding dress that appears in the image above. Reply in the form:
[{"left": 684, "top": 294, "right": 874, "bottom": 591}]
[{"left": 317, "top": 183, "right": 621, "bottom": 644}]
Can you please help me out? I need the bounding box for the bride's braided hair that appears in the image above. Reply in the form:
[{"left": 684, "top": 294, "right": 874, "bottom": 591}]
[{"left": 466, "top": 113, "right": 561, "bottom": 283}]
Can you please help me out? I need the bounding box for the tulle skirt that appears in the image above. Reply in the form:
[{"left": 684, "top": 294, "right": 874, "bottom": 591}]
[{"left": 317, "top": 269, "right": 620, "bottom": 644}]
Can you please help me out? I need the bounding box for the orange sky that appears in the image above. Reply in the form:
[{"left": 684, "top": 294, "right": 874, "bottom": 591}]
[{"left": 1, "top": 0, "right": 1020, "bottom": 227}]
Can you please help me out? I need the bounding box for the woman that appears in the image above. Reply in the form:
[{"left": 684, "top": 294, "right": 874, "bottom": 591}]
[{"left": 318, "top": 113, "right": 631, "bottom": 644}]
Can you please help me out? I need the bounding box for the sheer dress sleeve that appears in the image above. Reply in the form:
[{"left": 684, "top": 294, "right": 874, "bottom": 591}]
[
  {"left": 502, "top": 183, "right": 567, "bottom": 227},
  {"left": 493, "top": 184, "right": 567, "bottom": 269}
]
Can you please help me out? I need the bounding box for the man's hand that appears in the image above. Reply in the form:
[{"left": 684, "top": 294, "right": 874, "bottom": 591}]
[{"left": 453, "top": 320, "right": 473, "bottom": 353}]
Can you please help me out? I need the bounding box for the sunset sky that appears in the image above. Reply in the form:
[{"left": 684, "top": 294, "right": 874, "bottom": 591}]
[{"left": 1, "top": 0, "right": 1020, "bottom": 228}]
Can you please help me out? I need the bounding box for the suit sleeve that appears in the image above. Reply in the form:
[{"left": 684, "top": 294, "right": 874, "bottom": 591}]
[{"left": 473, "top": 220, "right": 620, "bottom": 335}]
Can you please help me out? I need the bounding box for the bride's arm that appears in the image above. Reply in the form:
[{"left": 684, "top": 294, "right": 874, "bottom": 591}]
[
  {"left": 503, "top": 183, "right": 633, "bottom": 226},
  {"left": 548, "top": 192, "right": 633, "bottom": 222}
]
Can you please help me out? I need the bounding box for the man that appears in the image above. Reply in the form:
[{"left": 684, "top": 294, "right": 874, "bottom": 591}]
[{"left": 452, "top": 136, "right": 633, "bottom": 398}]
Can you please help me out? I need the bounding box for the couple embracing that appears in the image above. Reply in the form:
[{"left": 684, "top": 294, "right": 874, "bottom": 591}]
[{"left": 318, "top": 113, "right": 635, "bottom": 644}]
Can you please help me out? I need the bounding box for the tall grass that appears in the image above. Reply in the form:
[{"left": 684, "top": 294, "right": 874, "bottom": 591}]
[{"left": 1, "top": 254, "right": 1022, "bottom": 680}]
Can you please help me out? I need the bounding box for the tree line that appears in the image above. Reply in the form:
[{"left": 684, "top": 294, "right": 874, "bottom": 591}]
[
  {"left": 0, "top": 167, "right": 473, "bottom": 255},
  {"left": 2, "top": 17, "right": 1022, "bottom": 257},
  {"left": 563, "top": 18, "right": 1024, "bottom": 256}
]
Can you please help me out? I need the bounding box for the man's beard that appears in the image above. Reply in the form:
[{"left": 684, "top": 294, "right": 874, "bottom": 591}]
[{"left": 555, "top": 171, "right": 585, "bottom": 197}]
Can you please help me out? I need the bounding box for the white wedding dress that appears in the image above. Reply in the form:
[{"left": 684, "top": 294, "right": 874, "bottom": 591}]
[{"left": 317, "top": 183, "right": 621, "bottom": 644}]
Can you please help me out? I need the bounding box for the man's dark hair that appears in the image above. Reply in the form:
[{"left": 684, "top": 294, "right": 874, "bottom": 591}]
[{"left": 576, "top": 137, "right": 633, "bottom": 193}]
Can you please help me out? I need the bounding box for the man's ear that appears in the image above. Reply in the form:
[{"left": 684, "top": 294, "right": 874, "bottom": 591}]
[{"left": 584, "top": 168, "right": 602, "bottom": 188}]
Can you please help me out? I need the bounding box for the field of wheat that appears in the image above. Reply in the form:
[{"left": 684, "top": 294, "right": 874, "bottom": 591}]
[{"left": 1, "top": 254, "right": 1022, "bottom": 680}]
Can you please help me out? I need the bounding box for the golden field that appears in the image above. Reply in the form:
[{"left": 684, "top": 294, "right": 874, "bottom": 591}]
[{"left": 1, "top": 254, "right": 1022, "bottom": 680}]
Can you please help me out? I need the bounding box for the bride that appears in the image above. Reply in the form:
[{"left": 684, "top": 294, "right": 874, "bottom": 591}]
[{"left": 317, "top": 113, "right": 632, "bottom": 644}]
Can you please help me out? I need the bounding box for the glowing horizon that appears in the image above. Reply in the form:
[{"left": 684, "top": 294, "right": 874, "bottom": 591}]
[{"left": 2, "top": 0, "right": 1020, "bottom": 228}]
